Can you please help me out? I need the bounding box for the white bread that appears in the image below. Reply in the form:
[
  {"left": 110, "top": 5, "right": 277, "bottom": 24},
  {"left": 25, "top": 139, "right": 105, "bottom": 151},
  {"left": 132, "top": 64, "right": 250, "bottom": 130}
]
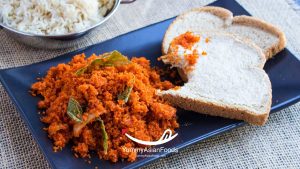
[
  {"left": 162, "top": 6, "right": 286, "bottom": 59},
  {"left": 158, "top": 33, "right": 272, "bottom": 125}
]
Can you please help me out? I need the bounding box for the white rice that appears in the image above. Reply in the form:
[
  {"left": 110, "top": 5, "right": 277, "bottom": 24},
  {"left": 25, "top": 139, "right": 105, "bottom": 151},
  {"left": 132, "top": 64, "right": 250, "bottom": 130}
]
[{"left": 0, "top": 0, "right": 114, "bottom": 35}]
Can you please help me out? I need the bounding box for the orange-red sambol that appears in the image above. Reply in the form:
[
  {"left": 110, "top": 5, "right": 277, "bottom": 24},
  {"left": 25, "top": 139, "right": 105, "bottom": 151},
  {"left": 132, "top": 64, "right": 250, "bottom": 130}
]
[{"left": 31, "top": 51, "right": 179, "bottom": 162}]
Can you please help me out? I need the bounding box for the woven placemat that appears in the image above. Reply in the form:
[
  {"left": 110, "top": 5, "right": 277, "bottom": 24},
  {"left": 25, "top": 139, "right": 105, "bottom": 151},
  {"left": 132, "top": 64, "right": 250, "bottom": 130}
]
[{"left": 1, "top": 0, "right": 299, "bottom": 168}]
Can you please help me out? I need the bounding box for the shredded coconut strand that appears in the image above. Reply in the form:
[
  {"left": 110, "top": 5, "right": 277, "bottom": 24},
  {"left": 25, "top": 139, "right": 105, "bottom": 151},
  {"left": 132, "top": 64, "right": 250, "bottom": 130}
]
[{"left": 0, "top": 0, "right": 114, "bottom": 35}]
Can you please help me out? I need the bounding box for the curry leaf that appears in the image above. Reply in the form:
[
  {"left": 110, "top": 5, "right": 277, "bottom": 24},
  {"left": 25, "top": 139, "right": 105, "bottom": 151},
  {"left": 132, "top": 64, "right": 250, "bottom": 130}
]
[
  {"left": 98, "top": 118, "right": 108, "bottom": 154},
  {"left": 100, "top": 50, "right": 131, "bottom": 67},
  {"left": 75, "top": 51, "right": 130, "bottom": 75},
  {"left": 117, "top": 76, "right": 135, "bottom": 103},
  {"left": 117, "top": 86, "right": 133, "bottom": 103},
  {"left": 75, "top": 66, "right": 87, "bottom": 76},
  {"left": 67, "top": 97, "right": 83, "bottom": 122}
]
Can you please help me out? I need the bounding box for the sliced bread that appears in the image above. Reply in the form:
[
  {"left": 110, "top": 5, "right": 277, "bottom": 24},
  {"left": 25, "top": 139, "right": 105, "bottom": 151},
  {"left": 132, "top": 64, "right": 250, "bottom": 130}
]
[
  {"left": 158, "top": 32, "right": 272, "bottom": 125},
  {"left": 162, "top": 6, "right": 286, "bottom": 59}
]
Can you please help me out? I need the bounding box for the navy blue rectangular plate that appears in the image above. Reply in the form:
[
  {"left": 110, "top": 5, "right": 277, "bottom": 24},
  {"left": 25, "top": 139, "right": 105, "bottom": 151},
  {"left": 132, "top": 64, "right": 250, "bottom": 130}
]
[{"left": 1, "top": 0, "right": 300, "bottom": 168}]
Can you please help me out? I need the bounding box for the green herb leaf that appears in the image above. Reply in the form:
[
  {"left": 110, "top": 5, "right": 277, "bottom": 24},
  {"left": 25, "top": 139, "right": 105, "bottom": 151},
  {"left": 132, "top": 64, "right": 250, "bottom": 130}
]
[
  {"left": 117, "top": 86, "right": 133, "bottom": 103},
  {"left": 67, "top": 97, "right": 83, "bottom": 122},
  {"left": 98, "top": 118, "right": 108, "bottom": 154},
  {"left": 117, "top": 76, "right": 135, "bottom": 103},
  {"left": 100, "top": 50, "right": 131, "bottom": 67},
  {"left": 75, "top": 66, "right": 87, "bottom": 76},
  {"left": 75, "top": 51, "right": 130, "bottom": 75}
]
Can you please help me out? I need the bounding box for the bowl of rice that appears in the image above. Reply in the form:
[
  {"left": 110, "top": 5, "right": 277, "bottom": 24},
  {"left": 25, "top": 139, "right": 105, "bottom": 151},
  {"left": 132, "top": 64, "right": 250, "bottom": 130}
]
[{"left": 0, "top": 0, "right": 128, "bottom": 49}]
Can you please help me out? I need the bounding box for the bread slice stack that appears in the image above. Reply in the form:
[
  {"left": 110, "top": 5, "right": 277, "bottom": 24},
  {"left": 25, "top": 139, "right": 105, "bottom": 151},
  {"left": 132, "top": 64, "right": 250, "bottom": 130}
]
[{"left": 159, "top": 7, "right": 286, "bottom": 125}]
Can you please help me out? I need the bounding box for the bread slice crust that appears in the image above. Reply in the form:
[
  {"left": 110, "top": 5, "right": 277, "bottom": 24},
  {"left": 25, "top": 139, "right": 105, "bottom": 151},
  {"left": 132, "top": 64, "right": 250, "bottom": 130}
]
[{"left": 161, "top": 92, "right": 271, "bottom": 125}]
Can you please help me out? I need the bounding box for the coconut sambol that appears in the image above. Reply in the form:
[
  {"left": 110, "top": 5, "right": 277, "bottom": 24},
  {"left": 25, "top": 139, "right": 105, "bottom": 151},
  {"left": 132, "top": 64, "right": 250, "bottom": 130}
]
[{"left": 31, "top": 51, "right": 179, "bottom": 162}]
